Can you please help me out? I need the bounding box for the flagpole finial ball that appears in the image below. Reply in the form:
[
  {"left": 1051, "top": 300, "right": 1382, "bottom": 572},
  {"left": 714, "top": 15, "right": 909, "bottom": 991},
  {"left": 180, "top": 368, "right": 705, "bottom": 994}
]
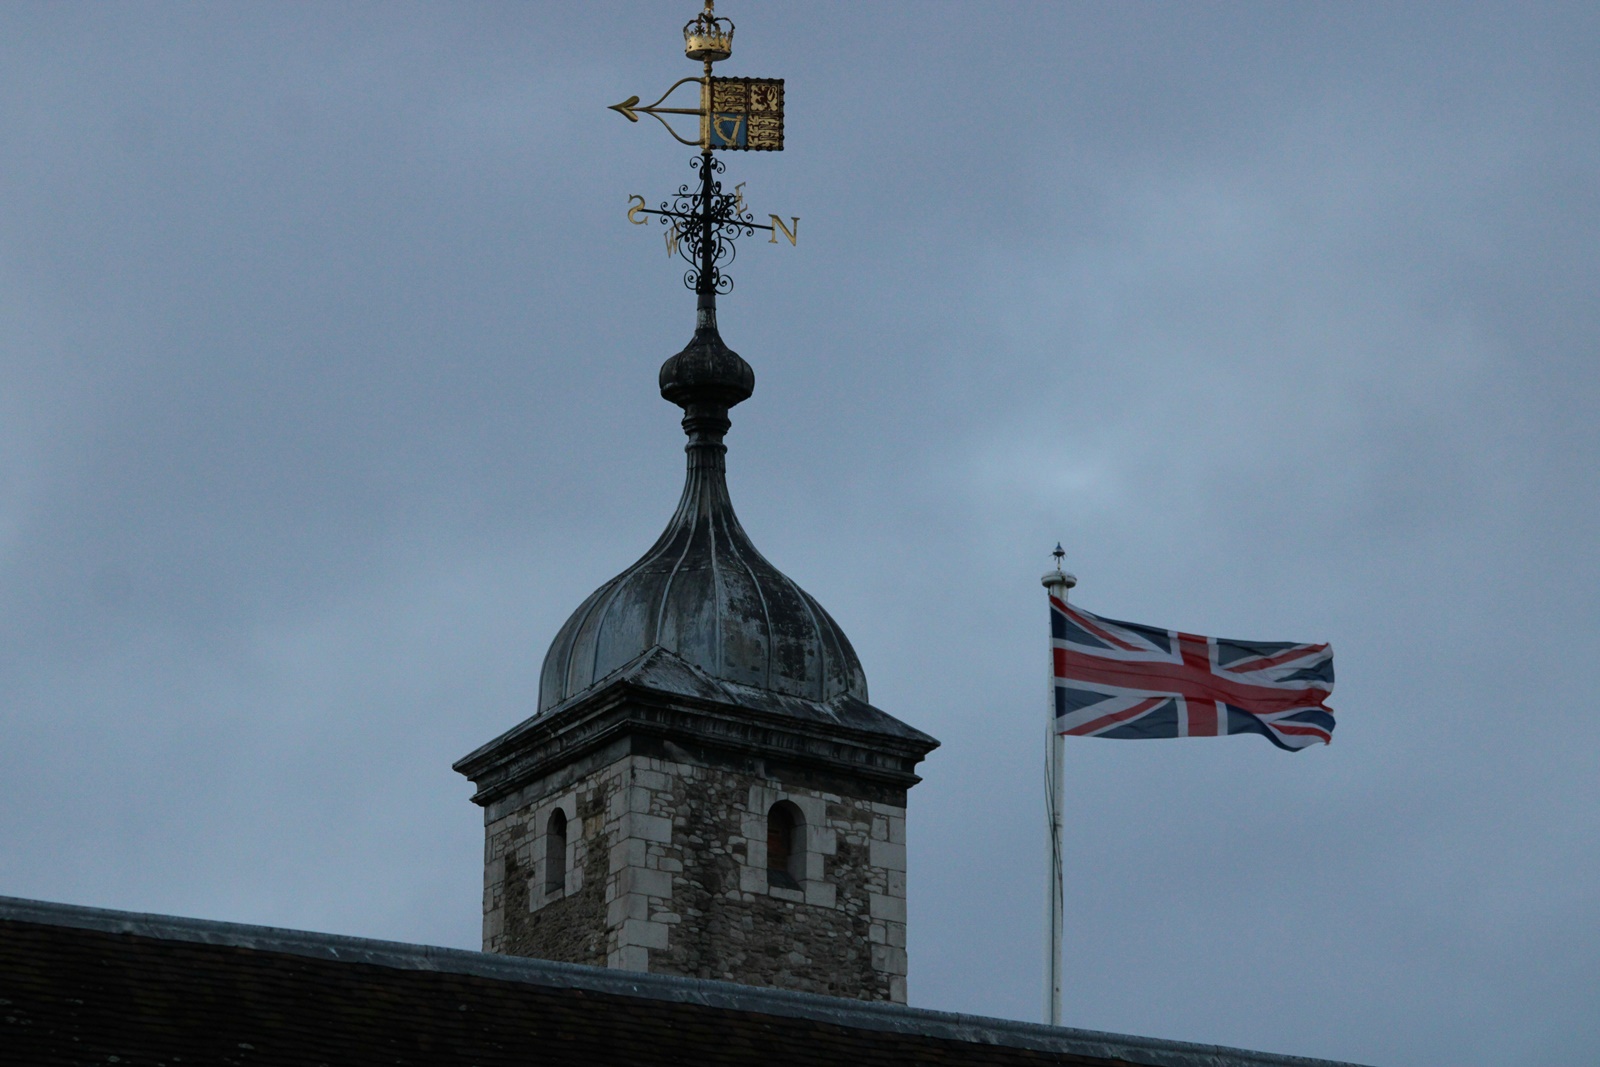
[
  {"left": 1043, "top": 542, "right": 1075, "bottom": 592},
  {"left": 1041, "top": 570, "right": 1077, "bottom": 591}
]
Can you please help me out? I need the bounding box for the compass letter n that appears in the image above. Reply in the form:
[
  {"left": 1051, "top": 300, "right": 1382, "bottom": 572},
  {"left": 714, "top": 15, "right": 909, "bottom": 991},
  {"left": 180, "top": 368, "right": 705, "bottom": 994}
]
[{"left": 768, "top": 215, "right": 798, "bottom": 246}]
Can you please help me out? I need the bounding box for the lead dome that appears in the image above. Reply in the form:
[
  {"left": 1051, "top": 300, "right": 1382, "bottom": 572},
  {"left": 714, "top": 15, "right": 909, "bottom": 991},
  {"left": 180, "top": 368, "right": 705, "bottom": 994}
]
[{"left": 537, "top": 309, "right": 868, "bottom": 714}]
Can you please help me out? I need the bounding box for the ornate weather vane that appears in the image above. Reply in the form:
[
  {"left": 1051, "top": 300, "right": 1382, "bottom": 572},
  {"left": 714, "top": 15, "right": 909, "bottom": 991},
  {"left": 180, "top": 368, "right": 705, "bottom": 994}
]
[{"left": 611, "top": 1, "right": 797, "bottom": 301}]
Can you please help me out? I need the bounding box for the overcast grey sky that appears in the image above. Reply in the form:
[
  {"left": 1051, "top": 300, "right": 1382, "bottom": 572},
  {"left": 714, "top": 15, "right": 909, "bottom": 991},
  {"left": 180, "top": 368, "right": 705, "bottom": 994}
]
[{"left": 2, "top": 3, "right": 1596, "bottom": 1065}]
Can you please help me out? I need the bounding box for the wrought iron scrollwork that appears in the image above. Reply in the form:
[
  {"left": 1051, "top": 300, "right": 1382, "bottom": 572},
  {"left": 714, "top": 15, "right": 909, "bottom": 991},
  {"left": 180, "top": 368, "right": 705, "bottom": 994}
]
[{"left": 637, "top": 154, "right": 763, "bottom": 295}]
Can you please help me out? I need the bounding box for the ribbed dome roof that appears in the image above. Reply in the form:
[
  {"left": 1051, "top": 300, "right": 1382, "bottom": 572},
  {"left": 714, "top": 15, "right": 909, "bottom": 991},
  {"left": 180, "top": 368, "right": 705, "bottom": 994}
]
[{"left": 538, "top": 305, "right": 868, "bottom": 714}]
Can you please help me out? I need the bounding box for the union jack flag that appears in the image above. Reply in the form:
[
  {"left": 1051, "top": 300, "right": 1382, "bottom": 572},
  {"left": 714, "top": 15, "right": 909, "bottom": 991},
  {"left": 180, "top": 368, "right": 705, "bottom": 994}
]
[{"left": 1051, "top": 597, "right": 1335, "bottom": 751}]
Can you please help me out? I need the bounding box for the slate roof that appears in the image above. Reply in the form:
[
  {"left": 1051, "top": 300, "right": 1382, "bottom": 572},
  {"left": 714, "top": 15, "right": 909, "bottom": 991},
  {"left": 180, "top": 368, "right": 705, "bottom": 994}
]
[{"left": 0, "top": 896, "right": 1372, "bottom": 1067}]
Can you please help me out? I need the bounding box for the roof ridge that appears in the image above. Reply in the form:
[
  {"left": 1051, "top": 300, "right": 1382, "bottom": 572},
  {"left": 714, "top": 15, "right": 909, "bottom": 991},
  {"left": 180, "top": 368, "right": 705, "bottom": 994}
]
[{"left": 0, "top": 894, "right": 1374, "bottom": 1067}]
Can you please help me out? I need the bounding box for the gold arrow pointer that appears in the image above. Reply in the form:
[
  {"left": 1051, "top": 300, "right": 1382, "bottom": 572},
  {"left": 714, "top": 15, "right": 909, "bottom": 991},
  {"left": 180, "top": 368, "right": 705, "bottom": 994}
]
[{"left": 609, "top": 78, "right": 707, "bottom": 146}]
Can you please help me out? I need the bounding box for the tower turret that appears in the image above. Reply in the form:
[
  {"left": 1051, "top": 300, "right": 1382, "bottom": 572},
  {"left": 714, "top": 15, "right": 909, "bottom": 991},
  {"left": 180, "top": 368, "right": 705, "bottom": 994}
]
[{"left": 453, "top": 3, "right": 938, "bottom": 1003}]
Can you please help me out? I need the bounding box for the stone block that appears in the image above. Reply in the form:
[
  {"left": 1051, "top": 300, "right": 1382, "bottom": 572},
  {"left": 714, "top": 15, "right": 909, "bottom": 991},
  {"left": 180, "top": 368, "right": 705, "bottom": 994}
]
[
  {"left": 803, "top": 881, "right": 836, "bottom": 909},
  {"left": 806, "top": 824, "right": 838, "bottom": 857},
  {"left": 746, "top": 784, "right": 778, "bottom": 812},
  {"left": 609, "top": 944, "right": 650, "bottom": 972},
  {"left": 869, "top": 840, "right": 907, "bottom": 873},
  {"left": 634, "top": 769, "right": 671, "bottom": 791},
  {"left": 607, "top": 894, "right": 649, "bottom": 926},
  {"left": 870, "top": 944, "right": 907, "bottom": 975},
  {"left": 739, "top": 866, "right": 767, "bottom": 894},
  {"left": 869, "top": 892, "right": 906, "bottom": 923},
  {"left": 626, "top": 812, "right": 674, "bottom": 844},
  {"left": 890, "top": 975, "right": 907, "bottom": 1004},
  {"left": 887, "top": 869, "right": 906, "bottom": 898},
  {"left": 621, "top": 918, "right": 670, "bottom": 950},
  {"left": 620, "top": 865, "right": 673, "bottom": 899},
  {"left": 888, "top": 816, "right": 905, "bottom": 844},
  {"left": 788, "top": 793, "right": 827, "bottom": 828},
  {"left": 610, "top": 837, "right": 645, "bottom": 871}
]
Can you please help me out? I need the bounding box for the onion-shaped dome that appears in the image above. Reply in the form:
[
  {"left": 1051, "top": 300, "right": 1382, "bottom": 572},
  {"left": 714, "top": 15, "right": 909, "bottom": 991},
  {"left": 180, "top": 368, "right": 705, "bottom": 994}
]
[{"left": 538, "top": 304, "right": 868, "bottom": 714}]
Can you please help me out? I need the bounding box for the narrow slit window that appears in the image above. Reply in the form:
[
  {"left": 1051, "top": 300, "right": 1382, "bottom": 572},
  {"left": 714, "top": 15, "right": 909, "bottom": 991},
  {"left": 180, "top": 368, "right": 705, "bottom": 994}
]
[
  {"left": 546, "top": 808, "right": 568, "bottom": 894},
  {"left": 766, "top": 802, "right": 803, "bottom": 890}
]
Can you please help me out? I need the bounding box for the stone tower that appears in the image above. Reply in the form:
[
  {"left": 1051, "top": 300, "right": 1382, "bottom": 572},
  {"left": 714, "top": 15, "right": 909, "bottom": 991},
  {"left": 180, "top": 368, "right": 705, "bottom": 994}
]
[{"left": 453, "top": 300, "right": 939, "bottom": 1002}]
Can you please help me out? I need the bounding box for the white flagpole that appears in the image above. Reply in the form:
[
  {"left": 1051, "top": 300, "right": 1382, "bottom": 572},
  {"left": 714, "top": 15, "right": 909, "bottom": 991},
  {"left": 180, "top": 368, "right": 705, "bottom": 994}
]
[{"left": 1042, "top": 545, "right": 1076, "bottom": 1026}]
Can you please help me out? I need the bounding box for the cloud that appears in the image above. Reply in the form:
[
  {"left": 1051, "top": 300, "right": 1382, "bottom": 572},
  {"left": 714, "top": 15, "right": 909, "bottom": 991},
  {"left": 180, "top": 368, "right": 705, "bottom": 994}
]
[{"left": 1, "top": 5, "right": 1597, "bottom": 1065}]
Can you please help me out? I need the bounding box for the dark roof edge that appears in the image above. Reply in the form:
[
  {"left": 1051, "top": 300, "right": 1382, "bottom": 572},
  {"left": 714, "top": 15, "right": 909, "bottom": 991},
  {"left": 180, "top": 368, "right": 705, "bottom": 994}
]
[{"left": 0, "top": 895, "right": 1373, "bottom": 1067}]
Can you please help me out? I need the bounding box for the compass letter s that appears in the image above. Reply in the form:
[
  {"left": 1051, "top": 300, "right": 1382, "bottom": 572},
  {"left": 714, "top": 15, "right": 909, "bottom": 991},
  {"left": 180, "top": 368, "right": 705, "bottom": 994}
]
[{"left": 626, "top": 195, "right": 647, "bottom": 225}]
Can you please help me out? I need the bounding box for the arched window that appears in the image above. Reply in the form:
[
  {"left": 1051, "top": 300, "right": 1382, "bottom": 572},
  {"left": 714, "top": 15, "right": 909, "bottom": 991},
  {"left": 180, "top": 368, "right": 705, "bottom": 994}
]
[
  {"left": 545, "top": 808, "right": 568, "bottom": 894},
  {"left": 766, "top": 801, "right": 804, "bottom": 889}
]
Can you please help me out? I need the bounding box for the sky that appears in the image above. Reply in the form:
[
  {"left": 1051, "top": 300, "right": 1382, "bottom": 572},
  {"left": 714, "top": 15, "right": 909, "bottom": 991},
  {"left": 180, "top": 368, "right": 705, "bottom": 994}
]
[{"left": 1, "top": 3, "right": 1596, "bottom": 1065}]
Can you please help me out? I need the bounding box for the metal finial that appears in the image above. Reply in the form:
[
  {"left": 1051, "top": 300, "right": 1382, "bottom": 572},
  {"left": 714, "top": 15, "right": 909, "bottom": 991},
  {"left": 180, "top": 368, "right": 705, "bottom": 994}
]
[
  {"left": 684, "top": 1, "right": 735, "bottom": 63},
  {"left": 612, "top": 3, "right": 791, "bottom": 301},
  {"left": 1042, "top": 543, "right": 1077, "bottom": 593}
]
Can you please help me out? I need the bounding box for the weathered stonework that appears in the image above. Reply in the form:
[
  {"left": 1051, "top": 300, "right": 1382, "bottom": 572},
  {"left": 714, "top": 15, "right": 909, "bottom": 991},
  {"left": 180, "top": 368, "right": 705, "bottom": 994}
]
[
  {"left": 458, "top": 299, "right": 940, "bottom": 1001},
  {"left": 484, "top": 788, "right": 607, "bottom": 965},
  {"left": 457, "top": 648, "right": 938, "bottom": 1003},
  {"left": 480, "top": 748, "right": 911, "bottom": 999}
]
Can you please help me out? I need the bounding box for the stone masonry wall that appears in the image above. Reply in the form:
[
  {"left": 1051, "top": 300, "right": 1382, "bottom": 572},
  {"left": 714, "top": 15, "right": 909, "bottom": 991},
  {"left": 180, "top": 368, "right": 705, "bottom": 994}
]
[
  {"left": 482, "top": 774, "right": 613, "bottom": 965},
  {"left": 481, "top": 751, "right": 910, "bottom": 1002}
]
